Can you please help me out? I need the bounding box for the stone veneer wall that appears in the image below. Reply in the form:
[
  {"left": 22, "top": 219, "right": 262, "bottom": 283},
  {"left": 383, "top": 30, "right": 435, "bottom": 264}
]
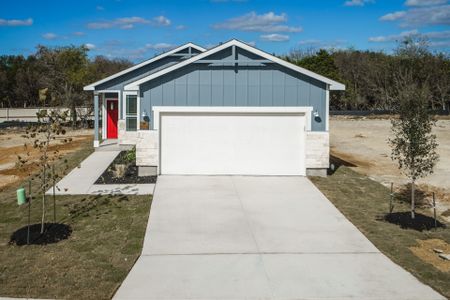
[
  {"left": 118, "top": 120, "right": 138, "bottom": 145},
  {"left": 305, "top": 131, "right": 329, "bottom": 169},
  {"left": 136, "top": 130, "right": 159, "bottom": 167}
]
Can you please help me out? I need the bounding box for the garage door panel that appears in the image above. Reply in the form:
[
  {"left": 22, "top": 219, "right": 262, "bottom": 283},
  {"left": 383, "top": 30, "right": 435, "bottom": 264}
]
[{"left": 160, "top": 114, "right": 305, "bottom": 175}]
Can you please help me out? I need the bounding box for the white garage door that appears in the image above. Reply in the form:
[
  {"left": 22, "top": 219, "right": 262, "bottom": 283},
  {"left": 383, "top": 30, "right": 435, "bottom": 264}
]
[{"left": 160, "top": 112, "right": 306, "bottom": 175}]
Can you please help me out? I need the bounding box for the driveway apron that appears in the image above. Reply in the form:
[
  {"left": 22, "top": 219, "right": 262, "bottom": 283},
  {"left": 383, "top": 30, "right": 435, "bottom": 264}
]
[{"left": 114, "top": 175, "right": 444, "bottom": 300}]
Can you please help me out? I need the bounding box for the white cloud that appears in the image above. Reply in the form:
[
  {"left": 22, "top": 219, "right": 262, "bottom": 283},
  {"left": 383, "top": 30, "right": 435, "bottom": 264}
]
[
  {"left": 145, "top": 43, "right": 174, "bottom": 50},
  {"left": 176, "top": 25, "right": 186, "bottom": 30},
  {"left": 96, "top": 5, "right": 104, "bottom": 10},
  {"left": 0, "top": 18, "right": 33, "bottom": 26},
  {"left": 429, "top": 40, "right": 450, "bottom": 47},
  {"left": 42, "top": 32, "right": 58, "bottom": 40},
  {"left": 297, "top": 39, "right": 348, "bottom": 50},
  {"left": 85, "top": 43, "right": 96, "bottom": 50},
  {"left": 368, "top": 30, "right": 419, "bottom": 42},
  {"left": 405, "top": 0, "right": 447, "bottom": 6},
  {"left": 424, "top": 30, "right": 450, "bottom": 39},
  {"left": 260, "top": 33, "right": 289, "bottom": 42},
  {"left": 87, "top": 15, "right": 171, "bottom": 29},
  {"left": 73, "top": 31, "right": 85, "bottom": 36},
  {"left": 380, "top": 11, "right": 407, "bottom": 21},
  {"left": 369, "top": 29, "right": 450, "bottom": 49},
  {"left": 380, "top": 4, "right": 450, "bottom": 27},
  {"left": 344, "top": 0, "right": 374, "bottom": 7},
  {"left": 213, "top": 11, "right": 302, "bottom": 33},
  {"left": 298, "top": 39, "right": 322, "bottom": 45},
  {"left": 96, "top": 41, "right": 175, "bottom": 60},
  {"left": 153, "top": 15, "right": 171, "bottom": 26}
]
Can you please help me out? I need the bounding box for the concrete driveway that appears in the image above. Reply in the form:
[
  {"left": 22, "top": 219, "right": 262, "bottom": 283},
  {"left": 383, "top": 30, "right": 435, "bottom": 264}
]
[{"left": 114, "top": 176, "right": 444, "bottom": 300}]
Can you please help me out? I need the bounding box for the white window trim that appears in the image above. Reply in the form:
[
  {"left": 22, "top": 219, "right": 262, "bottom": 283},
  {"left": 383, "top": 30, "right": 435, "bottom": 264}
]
[
  {"left": 97, "top": 90, "right": 120, "bottom": 139},
  {"left": 102, "top": 96, "right": 106, "bottom": 139},
  {"left": 96, "top": 90, "right": 121, "bottom": 119},
  {"left": 123, "top": 91, "right": 140, "bottom": 131},
  {"left": 325, "top": 86, "right": 330, "bottom": 132}
]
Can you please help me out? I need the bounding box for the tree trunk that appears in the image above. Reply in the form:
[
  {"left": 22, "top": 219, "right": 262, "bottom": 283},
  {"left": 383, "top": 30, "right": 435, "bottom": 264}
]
[
  {"left": 41, "top": 166, "right": 46, "bottom": 234},
  {"left": 411, "top": 180, "right": 415, "bottom": 219},
  {"left": 71, "top": 102, "right": 77, "bottom": 128}
]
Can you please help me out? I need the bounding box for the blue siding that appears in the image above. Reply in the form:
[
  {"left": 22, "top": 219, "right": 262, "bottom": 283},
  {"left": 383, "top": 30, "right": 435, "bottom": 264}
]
[
  {"left": 140, "top": 64, "right": 327, "bottom": 131},
  {"left": 98, "top": 46, "right": 328, "bottom": 132}
]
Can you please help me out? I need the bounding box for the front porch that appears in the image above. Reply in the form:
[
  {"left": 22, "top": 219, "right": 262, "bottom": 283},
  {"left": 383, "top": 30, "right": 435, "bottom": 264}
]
[
  {"left": 93, "top": 90, "right": 148, "bottom": 148},
  {"left": 93, "top": 91, "right": 120, "bottom": 148}
]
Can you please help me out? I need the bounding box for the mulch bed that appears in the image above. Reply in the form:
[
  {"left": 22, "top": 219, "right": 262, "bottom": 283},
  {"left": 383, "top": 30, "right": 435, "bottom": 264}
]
[
  {"left": 379, "top": 212, "right": 446, "bottom": 231},
  {"left": 10, "top": 223, "right": 72, "bottom": 246},
  {"left": 95, "top": 150, "right": 157, "bottom": 185}
]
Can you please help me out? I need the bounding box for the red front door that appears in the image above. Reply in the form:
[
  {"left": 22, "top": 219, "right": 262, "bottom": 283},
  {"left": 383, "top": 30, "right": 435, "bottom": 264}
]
[{"left": 107, "top": 100, "right": 118, "bottom": 139}]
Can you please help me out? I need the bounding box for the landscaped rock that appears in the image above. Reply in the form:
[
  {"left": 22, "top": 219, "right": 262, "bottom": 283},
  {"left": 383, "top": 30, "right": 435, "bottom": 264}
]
[
  {"left": 433, "top": 248, "right": 444, "bottom": 254},
  {"left": 438, "top": 253, "right": 450, "bottom": 261},
  {"left": 113, "top": 163, "right": 127, "bottom": 178}
]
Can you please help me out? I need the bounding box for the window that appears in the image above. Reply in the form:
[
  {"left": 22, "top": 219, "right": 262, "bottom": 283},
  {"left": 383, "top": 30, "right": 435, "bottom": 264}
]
[{"left": 126, "top": 94, "right": 137, "bottom": 131}]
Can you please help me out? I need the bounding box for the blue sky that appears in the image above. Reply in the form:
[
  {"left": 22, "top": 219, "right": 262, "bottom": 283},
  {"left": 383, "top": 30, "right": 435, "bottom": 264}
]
[{"left": 0, "top": 0, "right": 449, "bottom": 62}]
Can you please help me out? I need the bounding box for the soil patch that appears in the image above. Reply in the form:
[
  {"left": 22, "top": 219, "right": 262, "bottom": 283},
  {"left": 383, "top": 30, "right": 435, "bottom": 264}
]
[
  {"left": 0, "top": 130, "right": 92, "bottom": 191},
  {"left": 395, "top": 183, "right": 450, "bottom": 208},
  {"left": 410, "top": 239, "right": 450, "bottom": 272},
  {"left": 9, "top": 223, "right": 72, "bottom": 246},
  {"left": 330, "top": 118, "right": 450, "bottom": 219},
  {"left": 330, "top": 148, "right": 375, "bottom": 169},
  {"left": 379, "top": 212, "right": 446, "bottom": 231}
]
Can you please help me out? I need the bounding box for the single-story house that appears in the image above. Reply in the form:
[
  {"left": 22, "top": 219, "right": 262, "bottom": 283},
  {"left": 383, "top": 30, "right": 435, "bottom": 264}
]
[{"left": 84, "top": 39, "right": 345, "bottom": 177}]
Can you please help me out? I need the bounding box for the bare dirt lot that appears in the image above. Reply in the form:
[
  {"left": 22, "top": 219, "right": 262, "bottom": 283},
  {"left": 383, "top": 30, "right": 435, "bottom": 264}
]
[
  {"left": 330, "top": 117, "right": 450, "bottom": 218},
  {"left": 0, "top": 127, "right": 93, "bottom": 191}
]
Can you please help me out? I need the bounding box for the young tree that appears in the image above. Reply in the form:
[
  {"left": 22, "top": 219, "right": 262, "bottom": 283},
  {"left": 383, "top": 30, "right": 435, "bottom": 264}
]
[
  {"left": 18, "top": 107, "right": 71, "bottom": 233},
  {"left": 389, "top": 76, "right": 439, "bottom": 219}
]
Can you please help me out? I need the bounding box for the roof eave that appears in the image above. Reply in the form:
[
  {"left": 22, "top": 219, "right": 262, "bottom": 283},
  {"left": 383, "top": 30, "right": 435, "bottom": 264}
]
[
  {"left": 329, "top": 83, "right": 346, "bottom": 91},
  {"left": 124, "top": 39, "right": 347, "bottom": 92},
  {"left": 83, "top": 42, "right": 206, "bottom": 92}
]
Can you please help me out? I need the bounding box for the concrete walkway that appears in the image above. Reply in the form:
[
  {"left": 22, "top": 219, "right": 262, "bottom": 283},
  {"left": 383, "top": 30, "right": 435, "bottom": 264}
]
[
  {"left": 48, "top": 150, "right": 155, "bottom": 195},
  {"left": 114, "top": 176, "right": 444, "bottom": 300}
]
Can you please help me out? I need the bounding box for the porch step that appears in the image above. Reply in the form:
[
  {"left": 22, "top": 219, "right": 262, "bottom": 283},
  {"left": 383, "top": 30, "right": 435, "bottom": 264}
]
[{"left": 96, "top": 141, "right": 134, "bottom": 152}]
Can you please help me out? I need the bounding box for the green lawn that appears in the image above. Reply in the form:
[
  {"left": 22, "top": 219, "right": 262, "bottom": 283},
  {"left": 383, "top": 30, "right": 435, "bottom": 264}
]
[
  {"left": 310, "top": 166, "right": 450, "bottom": 298},
  {"left": 0, "top": 140, "right": 152, "bottom": 299}
]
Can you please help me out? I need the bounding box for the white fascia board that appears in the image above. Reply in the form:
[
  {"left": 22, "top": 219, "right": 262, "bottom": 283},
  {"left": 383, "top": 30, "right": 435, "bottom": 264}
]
[
  {"left": 124, "top": 39, "right": 345, "bottom": 91},
  {"left": 83, "top": 43, "right": 206, "bottom": 91},
  {"left": 152, "top": 106, "right": 313, "bottom": 131}
]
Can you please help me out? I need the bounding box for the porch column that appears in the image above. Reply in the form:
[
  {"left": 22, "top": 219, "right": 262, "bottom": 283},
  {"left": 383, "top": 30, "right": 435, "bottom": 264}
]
[{"left": 94, "top": 93, "right": 99, "bottom": 148}]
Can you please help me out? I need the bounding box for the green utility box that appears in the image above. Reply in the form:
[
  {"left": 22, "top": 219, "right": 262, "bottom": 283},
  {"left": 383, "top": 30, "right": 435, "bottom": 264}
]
[{"left": 17, "top": 188, "right": 27, "bottom": 205}]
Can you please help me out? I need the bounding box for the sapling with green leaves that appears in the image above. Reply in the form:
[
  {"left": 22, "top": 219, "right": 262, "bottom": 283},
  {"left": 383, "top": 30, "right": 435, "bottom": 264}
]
[
  {"left": 17, "top": 108, "right": 72, "bottom": 233},
  {"left": 388, "top": 76, "right": 439, "bottom": 219}
]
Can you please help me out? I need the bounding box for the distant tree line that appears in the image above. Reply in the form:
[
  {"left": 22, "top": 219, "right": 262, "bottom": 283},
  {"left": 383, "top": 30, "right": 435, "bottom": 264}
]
[
  {"left": 0, "top": 38, "right": 449, "bottom": 114},
  {"left": 283, "top": 37, "right": 450, "bottom": 111},
  {"left": 0, "top": 45, "right": 132, "bottom": 110}
]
